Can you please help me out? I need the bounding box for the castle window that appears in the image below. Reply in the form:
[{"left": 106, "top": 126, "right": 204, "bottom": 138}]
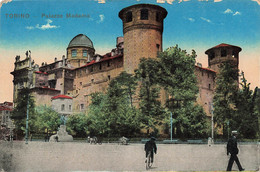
[
  {"left": 221, "top": 49, "right": 227, "bottom": 57},
  {"left": 141, "top": 9, "right": 148, "bottom": 20},
  {"left": 209, "top": 84, "right": 211, "bottom": 90},
  {"left": 232, "top": 50, "right": 236, "bottom": 58},
  {"left": 72, "top": 49, "right": 77, "bottom": 57},
  {"left": 61, "top": 104, "right": 65, "bottom": 111},
  {"left": 90, "top": 66, "right": 93, "bottom": 72},
  {"left": 156, "top": 12, "right": 161, "bottom": 22},
  {"left": 108, "top": 75, "right": 111, "bottom": 81},
  {"left": 83, "top": 50, "right": 87, "bottom": 57},
  {"left": 69, "top": 105, "right": 72, "bottom": 111},
  {"left": 99, "top": 63, "right": 102, "bottom": 70},
  {"left": 107, "top": 60, "right": 111, "bottom": 67},
  {"left": 126, "top": 11, "right": 132, "bottom": 23},
  {"left": 209, "top": 52, "right": 215, "bottom": 60},
  {"left": 80, "top": 104, "right": 85, "bottom": 110},
  {"left": 156, "top": 44, "right": 160, "bottom": 51},
  {"left": 91, "top": 79, "right": 94, "bottom": 83}
]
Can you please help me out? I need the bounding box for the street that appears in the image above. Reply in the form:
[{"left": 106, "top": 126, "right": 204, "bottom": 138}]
[{"left": 0, "top": 141, "right": 259, "bottom": 171}]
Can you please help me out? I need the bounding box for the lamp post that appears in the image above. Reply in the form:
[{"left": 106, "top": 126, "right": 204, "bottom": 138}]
[
  {"left": 170, "top": 112, "right": 173, "bottom": 141},
  {"left": 25, "top": 97, "right": 29, "bottom": 144},
  {"left": 210, "top": 103, "right": 214, "bottom": 141}
]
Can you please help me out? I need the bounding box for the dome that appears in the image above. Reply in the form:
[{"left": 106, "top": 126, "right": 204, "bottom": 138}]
[{"left": 67, "top": 34, "right": 94, "bottom": 49}]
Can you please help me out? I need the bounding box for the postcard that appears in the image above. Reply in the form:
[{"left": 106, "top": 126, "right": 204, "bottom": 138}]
[{"left": 0, "top": 0, "right": 259, "bottom": 171}]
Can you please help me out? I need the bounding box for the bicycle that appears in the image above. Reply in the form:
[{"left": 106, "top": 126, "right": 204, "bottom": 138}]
[{"left": 145, "top": 151, "right": 153, "bottom": 170}]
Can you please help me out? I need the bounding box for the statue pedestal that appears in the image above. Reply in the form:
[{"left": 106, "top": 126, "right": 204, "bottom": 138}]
[{"left": 49, "top": 125, "right": 73, "bottom": 142}]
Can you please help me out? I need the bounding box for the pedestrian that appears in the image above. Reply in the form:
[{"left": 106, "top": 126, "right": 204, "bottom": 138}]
[
  {"left": 145, "top": 136, "right": 157, "bottom": 164},
  {"left": 226, "top": 131, "right": 244, "bottom": 171}
]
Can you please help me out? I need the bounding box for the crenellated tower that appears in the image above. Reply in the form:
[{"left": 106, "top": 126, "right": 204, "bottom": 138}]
[
  {"left": 205, "top": 43, "right": 242, "bottom": 74},
  {"left": 119, "top": 4, "right": 167, "bottom": 74}
]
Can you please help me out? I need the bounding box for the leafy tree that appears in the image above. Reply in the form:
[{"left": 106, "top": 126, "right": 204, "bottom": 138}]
[
  {"left": 135, "top": 58, "right": 165, "bottom": 135},
  {"left": 157, "top": 45, "right": 207, "bottom": 138},
  {"left": 113, "top": 71, "right": 138, "bottom": 108},
  {"left": 213, "top": 61, "right": 239, "bottom": 138},
  {"left": 234, "top": 72, "right": 258, "bottom": 138},
  {"left": 87, "top": 92, "right": 109, "bottom": 137},
  {"left": 11, "top": 88, "right": 36, "bottom": 138},
  {"left": 34, "top": 105, "right": 61, "bottom": 134},
  {"left": 86, "top": 73, "right": 141, "bottom": 137},
  {"left": 66, "top": 113, "right": 88, "bottom": 137},
  {"left": 254, "top": 87, "right": 260, "bottom": 138}
]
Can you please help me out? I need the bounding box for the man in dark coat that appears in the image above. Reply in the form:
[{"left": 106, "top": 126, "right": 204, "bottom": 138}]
[
  {"left": 145, "top": 137, "right": 157, "bottom": 163},
  {"left": 226, "top": 131, "right": 244, "bottom": 171}
]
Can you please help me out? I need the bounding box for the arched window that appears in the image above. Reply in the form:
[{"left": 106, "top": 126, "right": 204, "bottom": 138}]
[
  {"left": 126, "top": 11, "right": 132, "bottom": 23},
  {"left": 221, "top": 49, "right": 227, "bottom": 57},
  {"left": 156, "top": 12, "right": 161, "bottom": 22},
  {"left": 209, "top": 52, "right": 215, "bottom": 60},
  {"left": 141, "top": 9, "right": 148, "bottom": 20},
  {"left": 72, "top": 49, "right": 77, "bottom": 57},
  {"left": 83, "top": 50, "right": 87, "bottom": 57}
]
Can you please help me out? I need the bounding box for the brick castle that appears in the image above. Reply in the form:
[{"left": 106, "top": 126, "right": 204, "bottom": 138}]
[{"left": 11, "top": 4, "right": 241, "bottom": 118}]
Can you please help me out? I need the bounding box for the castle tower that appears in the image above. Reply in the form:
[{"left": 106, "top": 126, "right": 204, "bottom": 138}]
[
  {"left": 119, "top": 4, "right": 167, "bottom": 73},
  {"left": 67, "top": 34, "right": 95, "bottom": 68},
  {"left": 205, "top": 43, "right": 242, "bottom": 74}
]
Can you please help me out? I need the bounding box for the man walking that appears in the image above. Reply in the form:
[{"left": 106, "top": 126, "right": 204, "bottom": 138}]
[{"left": 226, "top": 131, "right": 244, "bottom": 171}]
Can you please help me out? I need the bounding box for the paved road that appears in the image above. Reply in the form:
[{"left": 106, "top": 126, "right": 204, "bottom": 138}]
[{"left": 0, "top": 141, "right": 259, "bottom": 171}]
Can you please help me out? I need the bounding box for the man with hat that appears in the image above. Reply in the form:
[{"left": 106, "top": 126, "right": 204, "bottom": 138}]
[{"left": 226, "top": 130, "right": 244, "bottom": 171}]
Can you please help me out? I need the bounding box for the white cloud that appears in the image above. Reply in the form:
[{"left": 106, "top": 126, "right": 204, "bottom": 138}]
[
  {"left": 200, "top": 17, "right": 211, "bottom": 23},
  {"left": 224, "top": 9, "right": 241, "bottom": 16},
  {"left": 94, "top": 0, "right": 106, "bottom": 3},
  {"left": 233, "top": 11, "right": 241, "bottom": 16},
  {"left": 214, "top": 0, "right": 222, "bottom": 2},
  {"left": 224, "top": 9, "right": 233, "bottom": 14},
  {"left": 97, "top": 14, "right": 105, "bottom": 23},
  {"left": 0, "top": 0, "right": 12, "bottom": 9},
  {"left": 26, "top": 19, "right": 60, "bottom": 30},
  {"left": 157, "top": 0, "right": 166, "bottom": 3},
  {"left": 26, "top": 26, "right": 34, "bottom": 30},
  {"left": 252, "top": 0, "right": 260, "bottom": 5},
  {"left": 188, "top": 18, "right": 195, "bottom": 22}
]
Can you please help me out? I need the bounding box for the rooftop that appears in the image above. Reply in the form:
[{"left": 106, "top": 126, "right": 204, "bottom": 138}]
[{"left": 67, "top": 34, "right": 94, "bottom": 49}]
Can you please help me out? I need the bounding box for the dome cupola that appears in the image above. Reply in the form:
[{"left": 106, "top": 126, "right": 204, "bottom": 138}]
[{"left": 67, "top": 34, "right": 95, "bottom": 68}]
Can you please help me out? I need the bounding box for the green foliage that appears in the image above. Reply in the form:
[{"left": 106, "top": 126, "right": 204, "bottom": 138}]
[
  {"left": 86, "top": 73, "right": 141, "bottom": 137},
  {"left": 135, "top": 58, "right": 165, "bottom": 132},
  {"left": 234, "top": 72, "right": 258, "bottom": 138},
  {"left": 66, "top": 113, "right": 88, "bottom": 137},
  {"left": 34, "top": 105, "right": 61, "bottom": 133},
  {"left": 213, "top": 61, "right": 239, "bottom": 137},
  {"left": 158, "top": 45, "right": 198, "bottom": 104},
  {"left": 11, "top": 88, "right": 36, "bottom": 137},
  {"left": 156, "top": 45, "right": 206, "bottom": 138}
]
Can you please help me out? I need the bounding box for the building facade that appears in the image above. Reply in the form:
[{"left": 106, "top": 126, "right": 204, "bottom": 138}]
[{"left": 11, "top": 4, "right": 241, "bottom": 117}]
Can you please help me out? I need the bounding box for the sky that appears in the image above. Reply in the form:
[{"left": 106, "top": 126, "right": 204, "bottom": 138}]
[{"left": 0, "top": 0, "right": 259, "bottom": 102}]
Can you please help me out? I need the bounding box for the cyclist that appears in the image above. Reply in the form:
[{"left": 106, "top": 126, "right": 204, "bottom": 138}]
[{"left": 144, "top": 137, "right": 157, "bottom": 164}]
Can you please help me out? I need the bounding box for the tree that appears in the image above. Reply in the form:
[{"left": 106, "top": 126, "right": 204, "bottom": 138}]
[
  {"left": 34, "top": 105, "right": 61, "bottom": 134},
  {"left": 11, "top": 88, "right": 36, "bottom": 138},
  {"left": 86, "top": 72, "right": 141, "bottom": 137},
  {"left": 213, "top": 61, "right": 239, "bottom": 138},
  {"left": 113, "top": 71, "right": 138, "bottom": 108},
  {"left": 66, "top": 113, "right": 88, "bottom": 137},
  {"left": 157, "top": 45, "right": 207, "bottom": 138},
  {"left": 135, "top": 58, "right": 165, "bottom": 135},
  {"left": 234, "top": 72, "right": 258, "bottom": 138}
]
